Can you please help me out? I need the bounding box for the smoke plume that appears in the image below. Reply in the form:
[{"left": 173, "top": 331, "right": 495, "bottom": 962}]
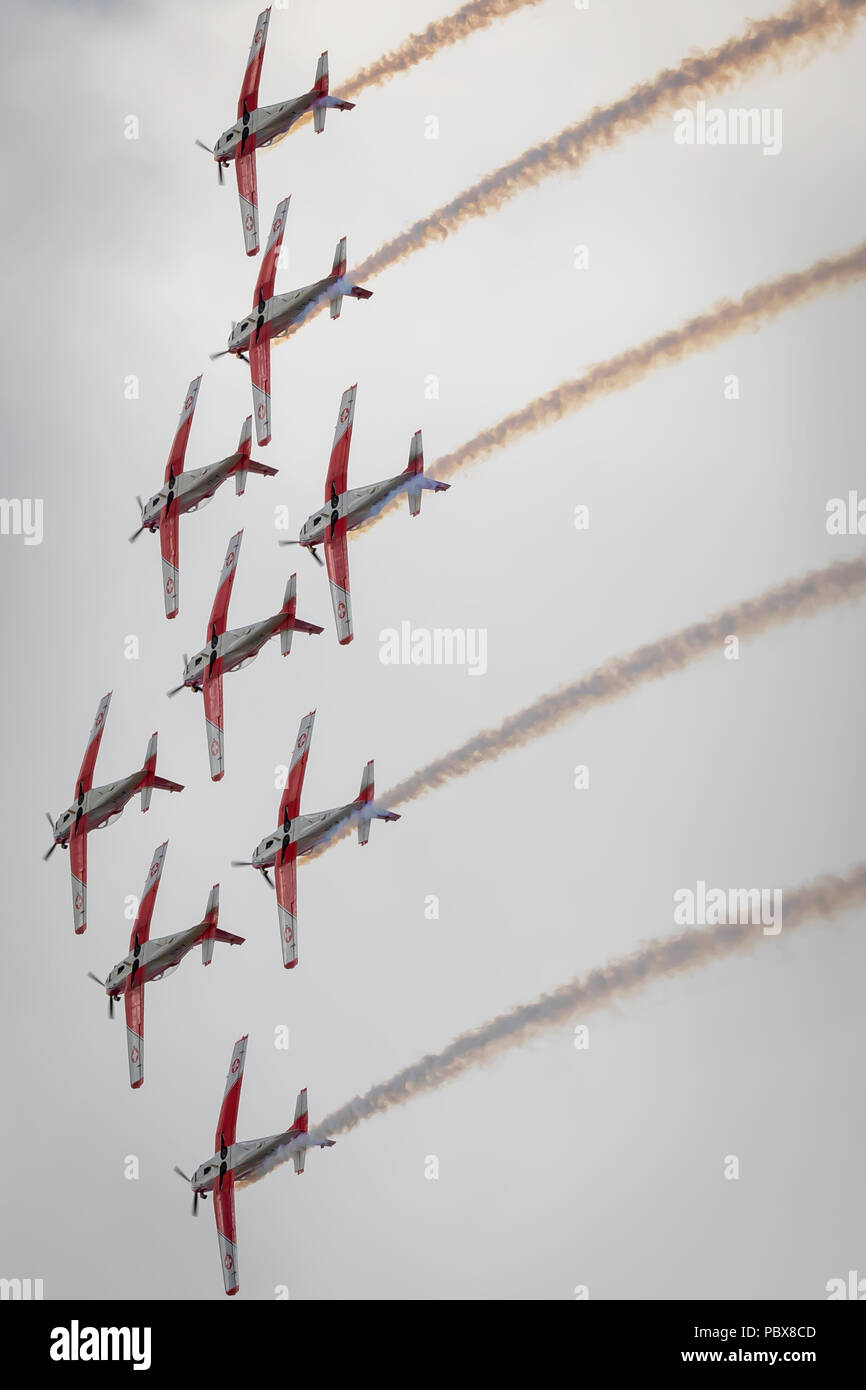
[
  {"left": 239, "top": 859, "right": 866, "bottom": 1181},
  {"left": 305, "top": 554, "right": 866, "bottom": 860}
]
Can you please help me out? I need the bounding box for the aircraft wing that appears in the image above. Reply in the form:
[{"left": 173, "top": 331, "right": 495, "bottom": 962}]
[
  {"left": 279, "top": 711, "right": 315, "bottom": 820},
  {"left": 125, "top": 979, "right": 145, "bottom": 1090},
  {"left": 236, "top": 150, "right": 259, "bottom": 258},
  {"left": 238, "top": 8, "right": 270, "bottom": 119},
  {"left": 275, "top": 845, "right": 299, "bottom": 969},
  {"left": 70, "top": 829, "right": 87, "bottom": 935},
  {"left": 249, "top": 331, "right": 273, "bottom": 447},
  {"left": 130, "top": 841, "right": 168, "bottom": 948},
  {"left": 325, "top": 384, "right": 357, "bottom": 500},
  {"left": 253, "top": 196, "right": 289, "bottom": 306},
  {"left": 203, "top": 672, "right": 225, "bottom": 782},
  {"left": 207, "top": 531, "right": 242, "bottom": 638},
  {"left": 76, "top": 692, "right": 112, "bottom": 795},
  {"left": 160, "top": 504, "right": 179, "bottom": 619},
  {"left": 215, "top": 1035, "right": 248, "bottom": 1151},
  {"left": 164, "top": 376, "right": 202, "bottom": 483},
  {"left": 324, "top": 519, "right": 352, "bottom": 645},
  {"left": 213, "top": 1170, "right": 239, "bottom": 1296}
]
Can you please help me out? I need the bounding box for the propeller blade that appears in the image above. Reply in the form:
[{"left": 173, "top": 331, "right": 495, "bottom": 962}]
[
  {"left": 230, "top": 859, "right": 255, "bottom": 868},
  {"left": 108, "top": 994, "right": 115, "bottom": 1020},
  {"left": 217, "top": 162, "right": 225, "bottom": 187},
  {"left": 192, "top": 1190, "right": 199, "bottom": 1217},
  {"left": 173, "top": 1165, "right": 192, "bottom": 1183},
  {"left": 195, "top": 139, "right": 214, "bottom": 154},
  {"left": 87, "top": 971, "right": 106, "bottom": 989},
  {"left": 278, "top": 541, "right": 324, "bottom": 567},
  {"left": 209, "top": 348, "right": 232, "bottom": 361},
  {"left": 45, "top": 812, "right": 55, "bottom": 830},
  {"left": 129, "top": 526, "right": 145, "bottom": 543},
  {"left": 262, "top": 869, "right": 274, "bottom": 890},
  {"left": 166, "top": 684, "right": 186, "bottom": 698},
  {"left": 42, "top": 842, "right": 57, "bottom": 861}
]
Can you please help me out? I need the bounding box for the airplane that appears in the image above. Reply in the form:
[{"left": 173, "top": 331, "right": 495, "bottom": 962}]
[
  {"left": 87, "top": 842, "right": 244, "bottom": 1089},
  {"left": 232, "top": 711, "right": 400, "bottom": 968},
  {"left": 129, "top": 375, "right": 278, "bottom": 619},
  {"left": 281, "top": 385, "right": 450, "bottom": 643},
  {"left": 173, "top": 1034, "right": 335, "bottom": 1295},
  {"left": 44, "top": 694, "right": 184, "bottom": 935},
  {"left": 211, "top": 197, "right": 372, "bottom": 447},
  {"left": 195, "top": 6, "right": 355, "bottom": 256},
  {"left": 167, "top": 529, "right": 323, "bottom": 781}
]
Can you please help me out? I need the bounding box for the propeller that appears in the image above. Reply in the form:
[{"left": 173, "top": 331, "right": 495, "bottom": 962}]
[
  {"left": 173, "top": 1165, "right": 200, "bottom": 1216},
  {"left": 195, "top": 139, "right": 225, "bottom": 185},
  {"left": 129, "top": 497, "right": 146, "bottom": 544},
  {"left": 167, "top": 654, "right": 191, "bottom": 698},
  {"left": 231, "top": 861, "right": 274, "bottom": 889},
  {"left": 87, "top": 971, "right": 114, "bottom": 1019},
  {"left": 43, "top": 812, "right": 58, "bottom": 860},
  {"left": 279, "top": 540, "right": 324, "bottom": 566}
]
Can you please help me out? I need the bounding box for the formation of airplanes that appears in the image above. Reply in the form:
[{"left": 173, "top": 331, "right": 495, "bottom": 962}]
[{"left": 47, "top": 6, "right": 448, "bottom": 1296}]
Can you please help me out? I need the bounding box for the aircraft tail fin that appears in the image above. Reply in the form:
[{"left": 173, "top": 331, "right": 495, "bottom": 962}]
[
  {"left": 292, "top": 1086, "right": 309, "bottom": 1133},
  {"left": 280, "top": 574, "right": 297, "bottom": 655},
  {"left": 330, "top": 236, "right": 346, "bottom": 318},
  {"left": 281, "top": 575, "right": 324, "bottom": 655},
  {"left": 405, "top": 429, "right": 450, "bottom": 516},
  {"left": 313, "top": 53, "right": 328, "bottom": 132},
  {"left": 140, "top": 732, "right": 184, "bottom": 810},
  {"left": 234, "top": 416, "right": 252, "bottom": 494},
  {"left": 356, "top": 760, "right": 401, "bottom": 845},
  {"left": 140, "top": 734, "right": 157, "bottom": 811}
]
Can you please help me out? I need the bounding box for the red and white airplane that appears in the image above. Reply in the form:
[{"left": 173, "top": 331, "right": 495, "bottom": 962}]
[
  {"left": 87, "top": 842, "right": 244, "bottom": 1089},
  {"left": 130, "top": 375, "right": 278, "bottom": 619},
  {"left": 212, "top": 198, "right": 372, "bottom": 447},
  {"left": 283, "top": 385, "right": 450, "bottom": 643},
  {"left": 174, "top": 1035, "right": 335, "bottom": 1296},
  {"left": 44, "top": 694, "right": 184, "bottom": 935},
  {"left": 167, "top": 529, "right": 323, "bottom": 781},
  {"left": 196, "top": 7, "right": 355, "bottom": 256},
  {"left": 232, "top": 711, "right": 400, "bottom": 968}
]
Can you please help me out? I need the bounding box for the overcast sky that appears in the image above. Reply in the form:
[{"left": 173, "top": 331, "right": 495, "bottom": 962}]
[{"left": 1, "top": 0, "right": 865, "bottom": 1300}]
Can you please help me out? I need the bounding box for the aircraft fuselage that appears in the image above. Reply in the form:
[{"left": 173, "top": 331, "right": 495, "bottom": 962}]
[
  {"left": 104, "top": 922, "right": 209, "bottom": 997},
  {"left": 213, "top": 94, "right": 316, "bottom": 164},
  {"left": 251, "top": 801, "right": 358, "bottom": 868},
  {"left": 300, "top": 474, "right": 412, "bottom": 546},
  {"left": 183, "top": 615, "right": 283, "bottom": 690},
  {"left": 191, "top": 1125, "right": 304, "bottom": 1190},
  {"left": 53, "top": 770, "right": 144, "bottom": 845},
  {"left": 227, "top": 276, "right": 337, "bottom": 354},
  {"left": 141, "top": 454, "right": 242, "bottom": 532}
]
